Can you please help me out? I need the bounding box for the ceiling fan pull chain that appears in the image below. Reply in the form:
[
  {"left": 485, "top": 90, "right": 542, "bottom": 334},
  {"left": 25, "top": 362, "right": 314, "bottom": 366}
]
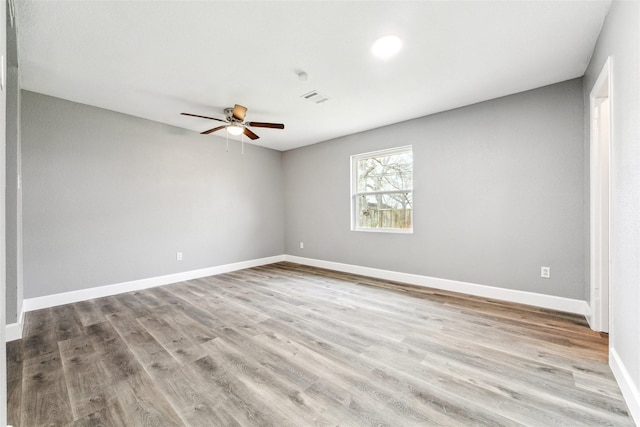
[{"left": 241, "top": 133, "right": 244, "bottom": 155}]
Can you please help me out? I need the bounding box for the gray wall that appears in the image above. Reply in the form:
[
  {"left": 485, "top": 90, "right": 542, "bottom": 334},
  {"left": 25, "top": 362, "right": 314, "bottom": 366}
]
[
  {"left": 22, "top": 91, "right": 285, "bottom": 299},
  {"left": 584, "top": 0, "right": 640, "bottom": 413},
  {"left": 5, "top": 5, "right": 20, "bottom": 324},
  {"left": 284, "top": 79, "right": 586, "bottom": 300}
]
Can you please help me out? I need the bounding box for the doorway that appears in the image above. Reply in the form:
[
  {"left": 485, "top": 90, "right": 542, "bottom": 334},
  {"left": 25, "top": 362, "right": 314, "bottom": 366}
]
[{"left": 589, "top": 57, "right": 612, "bottom": 333}]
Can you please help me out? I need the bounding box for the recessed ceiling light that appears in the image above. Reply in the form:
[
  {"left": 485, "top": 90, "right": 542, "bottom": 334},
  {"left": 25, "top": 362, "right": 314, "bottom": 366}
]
[{"left": 371, "top": 35, "right": 402, "bottom": 60}]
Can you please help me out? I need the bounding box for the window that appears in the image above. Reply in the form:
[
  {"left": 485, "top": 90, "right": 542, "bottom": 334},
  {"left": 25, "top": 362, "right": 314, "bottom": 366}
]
[{"left": 351, "top": 146, "right": 413, "bottom": 232}]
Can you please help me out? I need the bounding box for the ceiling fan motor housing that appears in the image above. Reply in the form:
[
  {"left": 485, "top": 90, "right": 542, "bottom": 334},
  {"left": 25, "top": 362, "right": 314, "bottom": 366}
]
[{"left": 224, "top": 108, "right": 236, "bottom": 122}]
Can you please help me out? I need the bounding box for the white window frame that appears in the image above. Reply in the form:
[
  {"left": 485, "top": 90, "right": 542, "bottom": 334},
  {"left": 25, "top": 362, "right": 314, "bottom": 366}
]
[{"left": 351, "top": 145, "right": 413, "bottom": 233}]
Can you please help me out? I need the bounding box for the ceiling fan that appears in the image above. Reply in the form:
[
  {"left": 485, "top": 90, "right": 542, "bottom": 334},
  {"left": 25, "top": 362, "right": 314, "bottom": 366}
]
[{"left": 181, "top": 104, "right": 284, "bottom": 140}]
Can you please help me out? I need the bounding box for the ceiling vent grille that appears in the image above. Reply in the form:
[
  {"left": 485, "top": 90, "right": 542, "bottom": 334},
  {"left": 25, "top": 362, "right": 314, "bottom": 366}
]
[{"left": 301, "top": 90, "right": 329, "bottom": 104}]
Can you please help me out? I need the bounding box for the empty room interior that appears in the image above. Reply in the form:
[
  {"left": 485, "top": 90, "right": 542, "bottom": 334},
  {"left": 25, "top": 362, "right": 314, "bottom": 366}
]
[{"left": 1, "top": 0, "right": 639, "bottom": 426}]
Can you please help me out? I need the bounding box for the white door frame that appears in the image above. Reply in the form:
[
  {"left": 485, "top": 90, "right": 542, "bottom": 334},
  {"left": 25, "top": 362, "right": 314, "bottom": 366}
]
[{"left": 589, "top": 57, "right": 612, "bottom": 333}]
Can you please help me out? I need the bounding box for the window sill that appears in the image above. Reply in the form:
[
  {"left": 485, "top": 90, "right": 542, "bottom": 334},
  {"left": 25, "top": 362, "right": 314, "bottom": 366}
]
[{"left": 352, "top": 228, "right": 413, "bottom": 234}]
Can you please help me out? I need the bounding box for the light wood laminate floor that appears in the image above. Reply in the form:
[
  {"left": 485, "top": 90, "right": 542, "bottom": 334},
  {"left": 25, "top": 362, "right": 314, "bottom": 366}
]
[{"left": 6, "top": 262, "right": 634, "bottom": 426}]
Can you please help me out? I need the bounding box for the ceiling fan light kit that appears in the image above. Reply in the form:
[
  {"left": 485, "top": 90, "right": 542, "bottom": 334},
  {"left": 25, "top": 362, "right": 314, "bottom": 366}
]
[
  {"left": 226, "top": 124, "right": 244, "bottom": 136},
  {"left": 181, "top": 104, "right": 284, "bottom": 142}
]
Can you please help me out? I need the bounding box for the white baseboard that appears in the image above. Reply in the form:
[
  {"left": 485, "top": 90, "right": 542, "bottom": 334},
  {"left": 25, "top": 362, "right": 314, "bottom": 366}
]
[
  {"left": 284, "top": 255, "right": 588, "bottom": 315},
  {"left": 585, "top": 302, "right": 594, "bottom": 329},
  {"left": 5, "top": 322, "right": 23, "bottom": 342},
  {"left": 8, "top": 253, "right": 588, "bottom": 340},
  {"left": 610, "top": 347, "right": 640, "bottom": 426},
  {"left": 17, "top": 255, "right": 285, "bottom": 324},
  {"left": 10, "top": 255, "right": 281, "bottom": 341},
  {"left": 5, "top": 306, "right": 25, "bottom": 342}
]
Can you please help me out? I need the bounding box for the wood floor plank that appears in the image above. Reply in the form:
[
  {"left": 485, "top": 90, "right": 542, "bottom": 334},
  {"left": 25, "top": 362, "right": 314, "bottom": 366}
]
[
  {"left": 188, "top": 354, "right": 300, "bottom": 427},
  {"left": 113, "top": 293, "right": 154, "bottom": 318},
  {"left": 58, "top": 335, "right": 113, "bottom": 420},
  {"left": 145, "top": 303, "right": 217, "bottom": 346},
  {"left": 73, "top": 300, "right": 108, "bottom": 327},
  {"left": 256, "top": 266, "right": 607, "bottom": 354},
  {"left": 72, "top": 398, "right": 129, "bottom": 427},
  {"left": 407, "top": 335, "right": 630, "bottom": 419},
  {"left": 143, "top": 359, "right": 227, "bottom": 426},
  {"left": 8, "top": 262, "right": 634, "bottom": 426},
  {"left": 21, "top": 348, "right": 74, "bottom": 426},
  {"left": 253, "top": 329, "right": 497, "bottom": 426},
  {"left": 262, "top": 264, "right": 607, "bottom": 353},
  {"left": 137, "top": 314, "right": 208, "bottom": 366},
  {"left": 214, "top": 284, "right": 376, "bottom": 355},
  {"left": 22, "top": 308, "right": 58, "bottom": 360},
  {"left": 105, "top": 313, "right": 176, "bottom": 373},
  {"left": 86, "top": 320, "right": 147, "bottom": 386},
  {"left": 200, "top": 336, "right": 336, "bottom": 426},
  {"left": 253, "top": 315, "right": 520, "bottom": 426},
  {"left": 111, "top": 372, "right": 184, "bottom": 426},
  {"left": 7, "top": 378, "right": 21, "bottom": 427},
  {"left": 22, "top": 307, "right": 54, "bottom": 338},
  {"left": 95, "top": 295, "right": 137, "bottom": 318},
  {"left": 6, "top": 339, "right": 23, "bottom": 382},
  {"left": 52, "top": 304, "right": 85, "bottom": 343}
]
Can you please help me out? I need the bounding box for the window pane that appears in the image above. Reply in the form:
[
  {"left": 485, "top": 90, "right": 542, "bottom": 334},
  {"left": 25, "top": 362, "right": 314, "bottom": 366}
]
[
  {"left": 356, "top": 192, "right": 412, "bottom": 230},
  {"left": 357, "top": 152, "right": 413, "bottom": 193}
]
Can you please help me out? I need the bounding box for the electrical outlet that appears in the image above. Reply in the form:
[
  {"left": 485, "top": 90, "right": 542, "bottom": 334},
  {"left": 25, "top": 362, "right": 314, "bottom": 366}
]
[
  {"left": 300, "top": 242, "right": 304, "bottom": 249},
  {"left": 177, "top": 252, "right": 183, "bottom": 261},
  {"left": 541, "top": 266, "right": 550, "bottom": 279}
]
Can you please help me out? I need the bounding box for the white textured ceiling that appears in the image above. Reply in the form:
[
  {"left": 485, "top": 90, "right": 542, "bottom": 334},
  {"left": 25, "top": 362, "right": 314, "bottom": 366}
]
[{"left": 15, "top": 1, "right": 610, "bottom": 151}]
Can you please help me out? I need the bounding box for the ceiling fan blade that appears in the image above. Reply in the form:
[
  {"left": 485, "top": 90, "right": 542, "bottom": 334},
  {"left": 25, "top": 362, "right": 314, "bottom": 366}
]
[
  {"left": 201, "top": 125, "right": 227, "bottom": 135},
  {"left": 232, "top": 104, "right": 247, "bottom": 121},
  {"left": 246, "top": 121, "right": 285, "bottom": 129},
  {"left": 243, "top": 127, "right": 260, "bottom": 140},
  {"left": 181, "top": 113, "right": 228, "bottom": 123}
]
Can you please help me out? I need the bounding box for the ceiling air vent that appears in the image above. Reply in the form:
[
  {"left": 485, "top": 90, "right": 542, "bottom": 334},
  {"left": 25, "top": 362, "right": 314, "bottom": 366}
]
[{"left": 301, "top": 90, "right": 329, "bottom": 104}]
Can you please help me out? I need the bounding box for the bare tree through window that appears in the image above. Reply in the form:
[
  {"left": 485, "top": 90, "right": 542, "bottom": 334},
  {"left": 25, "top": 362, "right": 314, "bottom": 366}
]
[{"left": 352, "top": 146, "right": 413, "bottom": 231}]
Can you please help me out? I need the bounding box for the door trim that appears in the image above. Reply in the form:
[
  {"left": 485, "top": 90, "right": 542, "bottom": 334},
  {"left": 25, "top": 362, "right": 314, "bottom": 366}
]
[{"left": 588, "top": 56, "right": 612, "bottom": 333}]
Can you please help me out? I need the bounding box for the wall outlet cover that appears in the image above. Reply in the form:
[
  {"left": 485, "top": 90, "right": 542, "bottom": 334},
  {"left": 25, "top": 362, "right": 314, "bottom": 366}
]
[{"left": 541, "top": 266, "right": 550, "bottom": 279}]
